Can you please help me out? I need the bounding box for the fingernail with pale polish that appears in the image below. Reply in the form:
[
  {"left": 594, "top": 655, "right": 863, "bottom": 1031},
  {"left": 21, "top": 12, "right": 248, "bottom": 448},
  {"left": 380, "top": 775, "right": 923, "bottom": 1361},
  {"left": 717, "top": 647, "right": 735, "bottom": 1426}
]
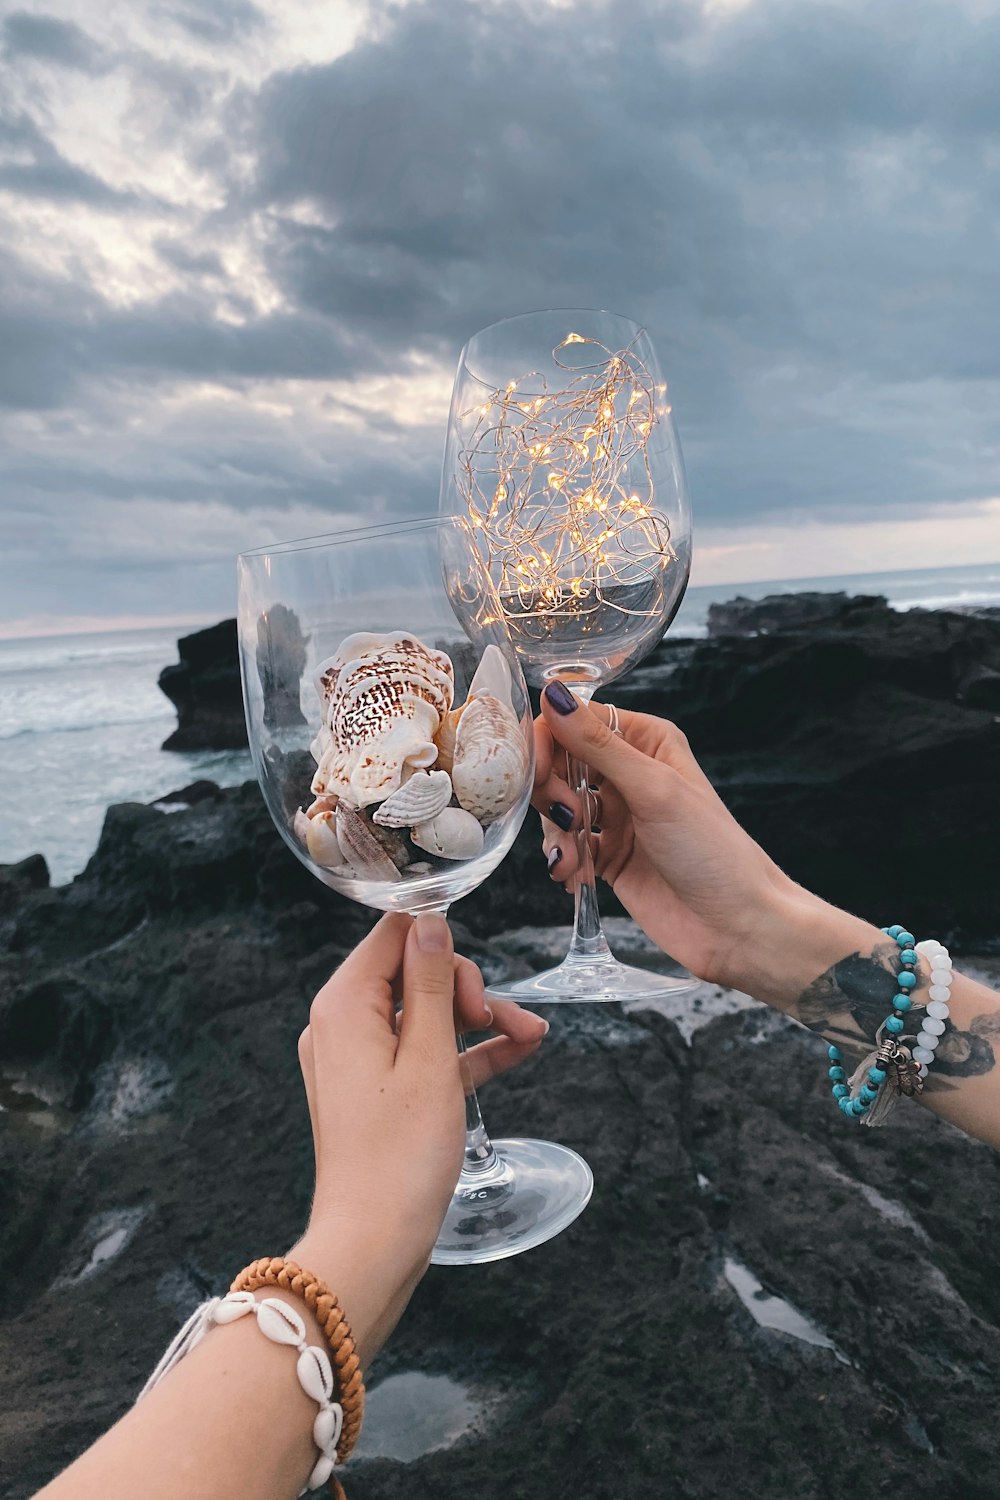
[
  {"left": 415, "top": 912, "right": 449, "bottom": 951},
  {"left": 549, "top": 801, "right": 574, "bottom": 832},
  {"left": 547, "top": 846, "right": 563, "bottom": 870},
  {"left": 544, "top": 682, "right": 578, "bottom": 715}
]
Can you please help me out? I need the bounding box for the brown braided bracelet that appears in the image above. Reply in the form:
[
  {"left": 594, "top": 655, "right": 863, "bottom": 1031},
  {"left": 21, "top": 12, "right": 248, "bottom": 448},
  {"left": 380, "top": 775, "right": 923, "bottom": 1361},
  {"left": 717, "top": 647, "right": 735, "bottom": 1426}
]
[{"left": 231, "top": 1257, "right": 365, "bottom": 1495}]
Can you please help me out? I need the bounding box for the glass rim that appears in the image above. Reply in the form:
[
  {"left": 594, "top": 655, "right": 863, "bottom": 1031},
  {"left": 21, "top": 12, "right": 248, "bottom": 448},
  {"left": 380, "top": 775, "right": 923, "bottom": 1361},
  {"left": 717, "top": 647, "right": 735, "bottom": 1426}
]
[
  {"left": 238, "top": 513, "right": 452, "bottom": 561},
  {"left": 457, "top": 306, "right": 649, "bottom": 392}
]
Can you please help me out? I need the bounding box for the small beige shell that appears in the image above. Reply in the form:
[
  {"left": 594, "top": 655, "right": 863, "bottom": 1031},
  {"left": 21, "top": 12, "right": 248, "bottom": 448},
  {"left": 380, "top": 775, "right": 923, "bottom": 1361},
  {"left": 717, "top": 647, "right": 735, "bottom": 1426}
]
[
  {"left": 432, "top": 705, "right": 464, "bottom": 775},
  {"left": 335, "top": 805, "right": 402, "bottom": 882},
  {"left": 411, "top": 806, "right": 485, "bottom": 861},
  {"left": 451, "top": 694, "right": 529, "bottom": 824},
  {"left": 373, "top": 769, "right": 453, "bottom": 828},
  {"left": 305, "top": 810, "right": 347, "bottom": 869}
]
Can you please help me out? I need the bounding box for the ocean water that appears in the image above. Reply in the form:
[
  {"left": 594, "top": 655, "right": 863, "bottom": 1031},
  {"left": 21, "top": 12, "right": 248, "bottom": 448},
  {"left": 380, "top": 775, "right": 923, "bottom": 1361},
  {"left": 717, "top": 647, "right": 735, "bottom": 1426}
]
[
  {"left": 2, "top": 559, "right": 1000, "bottom": 887},
  {"left": 0, "top": 626, "right": 252, "bottom": 886}
]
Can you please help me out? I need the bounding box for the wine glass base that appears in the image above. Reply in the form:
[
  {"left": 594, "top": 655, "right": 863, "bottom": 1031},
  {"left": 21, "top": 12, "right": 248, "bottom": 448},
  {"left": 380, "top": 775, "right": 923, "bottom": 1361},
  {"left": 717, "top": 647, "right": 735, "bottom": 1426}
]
[
  {"left": 487, "top": 953, "right": 698, "bottom": 1004},
  {"left": 430, "top": 1138, "right": 594, "bottom": 1265}
]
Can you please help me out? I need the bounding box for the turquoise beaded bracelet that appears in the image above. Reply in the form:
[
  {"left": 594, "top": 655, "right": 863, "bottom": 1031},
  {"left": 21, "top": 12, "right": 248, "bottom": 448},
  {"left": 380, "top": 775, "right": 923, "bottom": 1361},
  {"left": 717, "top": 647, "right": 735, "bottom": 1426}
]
[{"left": 827, "top": 925, "right": 925, "bottom": 1123}]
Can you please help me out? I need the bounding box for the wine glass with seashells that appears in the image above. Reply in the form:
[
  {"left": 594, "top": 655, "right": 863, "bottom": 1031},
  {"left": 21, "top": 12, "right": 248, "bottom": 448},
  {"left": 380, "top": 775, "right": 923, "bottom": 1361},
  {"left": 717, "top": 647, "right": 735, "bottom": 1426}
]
[
  {"left": 441, "top": 308, "right": 695, "bottom": 1002},
  {"left": 237, "top": 516, "right": 594, "bottom": 1264}
]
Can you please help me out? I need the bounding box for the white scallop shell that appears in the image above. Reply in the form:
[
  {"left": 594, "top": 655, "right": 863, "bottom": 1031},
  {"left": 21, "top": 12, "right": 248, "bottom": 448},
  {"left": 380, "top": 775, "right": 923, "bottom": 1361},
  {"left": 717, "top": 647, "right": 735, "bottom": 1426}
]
[
  {"left": 297, "top": 1344, "right": 334, "bottom": 1404},
  {"left": 336, "top": 805, "right": 403, "bottom": 881},
  {"left": 411, "top": 806, "right": 485, "bottom": 860},
  {"left": 468, "top": 644, "right": 514, "bottom": 710},
  {"left": 256, "top": 1298, "right": 306, "bottom": 1345},
  {"left": 304, "top": 810, "right": 346, "bottom": 869},
  {"left": 451, "top": 694, "right": 529, "bottom": 824},
  {"left": 373, "top": 769, "right": 453, "bottom": 828},
  {"left": 312, "top": 631, "right": 454, "bottom": 806}
]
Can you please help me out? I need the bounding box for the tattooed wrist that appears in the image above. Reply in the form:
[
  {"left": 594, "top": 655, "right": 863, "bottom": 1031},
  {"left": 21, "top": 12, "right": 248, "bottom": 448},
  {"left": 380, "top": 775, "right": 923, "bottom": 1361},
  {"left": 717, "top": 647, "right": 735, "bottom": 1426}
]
[{"left": 795, "top": 942, "right": 995, "bottom": 1085}]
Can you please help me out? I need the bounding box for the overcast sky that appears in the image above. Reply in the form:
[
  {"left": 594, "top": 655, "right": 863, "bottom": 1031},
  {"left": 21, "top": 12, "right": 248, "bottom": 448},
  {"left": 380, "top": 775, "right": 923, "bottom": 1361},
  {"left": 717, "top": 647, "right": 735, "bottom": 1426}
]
[{"left": 1, "top": 0, "right": 999, "bottom": 636}]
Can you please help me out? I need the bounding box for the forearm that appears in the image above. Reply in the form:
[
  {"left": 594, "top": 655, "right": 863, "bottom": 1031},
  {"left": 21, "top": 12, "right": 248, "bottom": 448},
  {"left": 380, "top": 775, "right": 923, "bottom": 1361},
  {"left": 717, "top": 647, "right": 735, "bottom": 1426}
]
[
  {"left": 753, "top": 889, "right": 1000, "bottom": 1149},
  {"left": 35, "top": 1239, "right": 383, "bottom": 1500}
]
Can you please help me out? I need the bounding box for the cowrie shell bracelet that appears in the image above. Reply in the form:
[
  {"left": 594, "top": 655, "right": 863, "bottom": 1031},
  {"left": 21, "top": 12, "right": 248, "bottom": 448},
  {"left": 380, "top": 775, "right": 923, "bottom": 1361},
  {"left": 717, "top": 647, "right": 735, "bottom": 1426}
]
[{"left": 139, "top": 1256, "right": 364, "bottom": 1498}]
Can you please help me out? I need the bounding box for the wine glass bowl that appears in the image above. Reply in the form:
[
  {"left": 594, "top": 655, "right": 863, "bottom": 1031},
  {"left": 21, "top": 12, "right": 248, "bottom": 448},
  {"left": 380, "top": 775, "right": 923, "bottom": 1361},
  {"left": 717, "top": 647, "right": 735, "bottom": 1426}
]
[
  {"left": 441, "top": 309, "right": 691, "bottom": 690},
  {"left": 237, "top": 516, "right": 594, "bottom": 1262},
  {"left": 240, "top": 525, "right": 534, "bottom": 919},
  {"left": 441, "top": 311, "right": 694, "bottom": 1004}
]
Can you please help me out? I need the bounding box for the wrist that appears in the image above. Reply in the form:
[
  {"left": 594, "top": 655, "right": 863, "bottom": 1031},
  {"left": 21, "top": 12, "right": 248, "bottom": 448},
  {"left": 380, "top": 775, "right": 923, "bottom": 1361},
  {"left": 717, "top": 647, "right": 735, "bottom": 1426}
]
[
  {"left": 744, "top": 885, "right": 884, "bottom": 1011},
  {"left": 287, "top": 1221, "right": 426, "bottom": 1369}
]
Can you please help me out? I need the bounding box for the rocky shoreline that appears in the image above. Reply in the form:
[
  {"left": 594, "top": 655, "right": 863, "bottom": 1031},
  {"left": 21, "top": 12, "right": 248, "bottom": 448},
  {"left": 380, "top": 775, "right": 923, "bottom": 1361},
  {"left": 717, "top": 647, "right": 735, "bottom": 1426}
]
[{"left": 3, "top": 593, "right": 1000, "bottom": 1497}]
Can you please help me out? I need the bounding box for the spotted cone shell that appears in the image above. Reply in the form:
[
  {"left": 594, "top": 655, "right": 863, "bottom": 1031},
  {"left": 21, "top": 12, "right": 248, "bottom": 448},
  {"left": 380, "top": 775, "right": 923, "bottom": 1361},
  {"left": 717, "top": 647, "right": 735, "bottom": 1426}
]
[
  {"left": 311, "top": 632, "right": 454, "bottom": 806},
  {"left": 451, "top": 694, "right": 529, "bottom": 824}
]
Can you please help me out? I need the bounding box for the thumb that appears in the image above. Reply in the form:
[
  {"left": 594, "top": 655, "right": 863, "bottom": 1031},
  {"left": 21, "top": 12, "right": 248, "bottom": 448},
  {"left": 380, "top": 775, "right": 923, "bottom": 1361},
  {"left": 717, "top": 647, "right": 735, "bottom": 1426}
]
[
  {"left": 397, "top": 913, "right": 458, "bottom": 1063},
  {"left": 540, "top": 682, "right": 656, "bottom": 810}
]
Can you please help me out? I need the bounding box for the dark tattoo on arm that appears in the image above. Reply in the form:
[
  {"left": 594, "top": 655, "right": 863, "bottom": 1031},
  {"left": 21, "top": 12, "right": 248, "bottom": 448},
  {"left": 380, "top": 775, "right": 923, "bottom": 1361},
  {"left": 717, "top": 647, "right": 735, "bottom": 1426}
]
[{"left": 794, "top": 942, "right": 995, "bottom": 1089}]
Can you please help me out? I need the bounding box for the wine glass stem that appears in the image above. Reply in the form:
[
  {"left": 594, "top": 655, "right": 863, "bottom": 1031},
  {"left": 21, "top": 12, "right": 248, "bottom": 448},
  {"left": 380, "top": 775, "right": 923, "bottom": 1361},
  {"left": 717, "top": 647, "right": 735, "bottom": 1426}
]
[
  {"left": 426, "top": 903, "right": 499, "bottom": 1175},
  {"left": 565, "top": 685, "right": 613, "bottom": 964}
]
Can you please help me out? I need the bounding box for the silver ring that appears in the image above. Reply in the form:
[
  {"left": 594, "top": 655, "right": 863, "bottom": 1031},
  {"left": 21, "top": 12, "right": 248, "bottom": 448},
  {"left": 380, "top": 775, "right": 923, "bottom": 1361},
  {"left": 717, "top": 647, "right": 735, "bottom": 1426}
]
[
  {"left": 587, "top": 785, "right": 603, "bottom": 830},
  {"left": 607, "top": 703, "right": 623, "bottom": 737}
]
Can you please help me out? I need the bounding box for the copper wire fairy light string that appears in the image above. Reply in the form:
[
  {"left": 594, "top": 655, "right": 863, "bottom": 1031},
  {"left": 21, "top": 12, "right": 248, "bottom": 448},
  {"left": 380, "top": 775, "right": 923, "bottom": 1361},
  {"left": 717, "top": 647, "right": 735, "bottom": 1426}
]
[{"left": 458, "top": 332, "right": 674, "bottom": 630}]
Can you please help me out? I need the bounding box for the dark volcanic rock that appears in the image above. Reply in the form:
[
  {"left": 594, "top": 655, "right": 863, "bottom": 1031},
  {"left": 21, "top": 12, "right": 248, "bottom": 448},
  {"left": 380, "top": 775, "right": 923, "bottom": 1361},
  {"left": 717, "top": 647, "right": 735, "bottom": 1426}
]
[
  {"left": 159, "top": 619, "right": 247, "bottom": 751},
  {"left": 2, "top": 785, "right": 1000, "bottom": 1498},
  {"left": 616, "top": 596, "right": 1000, "bottom": 946},
  {"left": 4, "top": 595, "right": 1000, "bottom": 1497},
  {"left": 707, "top": 590, "right": 887, "bottom": 637}
]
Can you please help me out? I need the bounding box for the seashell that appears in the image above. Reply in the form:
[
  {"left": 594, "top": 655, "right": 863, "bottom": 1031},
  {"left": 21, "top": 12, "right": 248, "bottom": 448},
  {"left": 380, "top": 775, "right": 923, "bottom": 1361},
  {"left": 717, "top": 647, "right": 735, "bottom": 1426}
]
[
  {"left": 313, "top": 1404, "right": 344, "bottom": 1453},
  {"left": 373, "top": 769, "right": 453, "bottom": 828},
  {"left": 256, "top": 1298, "right": 306, "bottom": 1346},
  {"left": 304, "top": 810, "right": 347, "bottom": 869},
  {"left": 292, "top": 807, "right": 312, "bottom": 845},
  {"left": 297, "top": 1344, "right": 335, "bottom": 1404},
  {"left": 306, "top": 794, "right": 339, "bottom": 817},
  {"left": 411, "top": 806, "right": 485, "bottom": 861},
  {"left": 367, "top": 819, "right": 411, "bottom": 869},
  {"left": 212, "top": 1292, "right": 256, "bottom": 1324},
  {"left": 451, "top": 694, "right": 529, "bottom": 824},
  {"left": 308, "top": 1454, "right": 337, "bottom": 1491},
  {"left": 313, "top": 632, "right": 454, "bottom": 806},
  {"left": 432, "top": 704, "right": 464, "bottom": 775},
  {"left": 335, "top": 805, "right": 402, "bottom": 882},
  {"left": 467, "top": 644, "right": 515, "bottom": 710}
]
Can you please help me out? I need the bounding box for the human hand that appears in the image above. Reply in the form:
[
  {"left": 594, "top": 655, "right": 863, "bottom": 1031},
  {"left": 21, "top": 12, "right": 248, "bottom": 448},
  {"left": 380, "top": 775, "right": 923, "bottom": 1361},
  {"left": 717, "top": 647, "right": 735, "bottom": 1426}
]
[
  {"left": 290, "top": 911, "right": 547, "bottom": 1362},
  {"left": 533, "top": 684, "right": 819, "bottom": 998}
]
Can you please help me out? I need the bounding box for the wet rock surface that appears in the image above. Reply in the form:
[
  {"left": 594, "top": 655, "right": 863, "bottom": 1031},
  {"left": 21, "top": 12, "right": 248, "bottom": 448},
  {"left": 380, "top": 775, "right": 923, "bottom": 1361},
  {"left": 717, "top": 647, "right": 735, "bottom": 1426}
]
[{"left": 3, "top": 594, "right": 1000, "bottom": 1496}]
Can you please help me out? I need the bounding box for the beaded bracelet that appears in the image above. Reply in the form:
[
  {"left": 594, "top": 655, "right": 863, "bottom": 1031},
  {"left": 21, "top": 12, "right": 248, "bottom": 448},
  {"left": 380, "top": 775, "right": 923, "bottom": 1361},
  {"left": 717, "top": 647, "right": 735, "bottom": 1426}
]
[{"left": 827, "top": 925, "right": 952, "bottom": 1127}]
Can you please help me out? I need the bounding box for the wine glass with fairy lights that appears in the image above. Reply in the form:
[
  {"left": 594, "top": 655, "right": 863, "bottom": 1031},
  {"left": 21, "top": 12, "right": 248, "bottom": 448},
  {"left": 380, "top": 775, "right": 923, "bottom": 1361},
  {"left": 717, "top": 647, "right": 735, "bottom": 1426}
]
[
  {"left": 237, "top": 516, "right": 593, "bottom": 1262},
  {"left": 441, "top": 310, "right": 693, "bottom": 1002}
]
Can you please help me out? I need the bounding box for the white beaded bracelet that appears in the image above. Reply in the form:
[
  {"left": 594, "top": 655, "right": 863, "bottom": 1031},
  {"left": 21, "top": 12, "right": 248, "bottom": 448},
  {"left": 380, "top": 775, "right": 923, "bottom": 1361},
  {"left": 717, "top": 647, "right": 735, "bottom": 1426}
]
[
  {"left": 912, "top": 938, "right": 954, "bottom": 1078},
  {"left": 138, "top": 1291, "right": 343, "bottom": 1495}
]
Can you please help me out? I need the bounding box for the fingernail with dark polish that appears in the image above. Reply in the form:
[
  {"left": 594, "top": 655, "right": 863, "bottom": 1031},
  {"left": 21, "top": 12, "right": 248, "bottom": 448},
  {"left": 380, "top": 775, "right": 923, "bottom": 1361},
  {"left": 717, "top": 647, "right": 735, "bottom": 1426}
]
[
  {"left": 549, "top": 801, "right": 574, "bottom": 832},
  {"left": 547, "top": 846, "right": 563, "bottom": 870},
  {"left": 544, "top": 681, "right": 578, "bottom": 715}
]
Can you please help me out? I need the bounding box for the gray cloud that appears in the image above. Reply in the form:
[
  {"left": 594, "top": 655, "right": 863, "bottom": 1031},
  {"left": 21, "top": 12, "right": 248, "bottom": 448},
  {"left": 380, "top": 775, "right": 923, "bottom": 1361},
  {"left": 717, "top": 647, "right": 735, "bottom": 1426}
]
[
  {"left": 0, "top": 0, "right": 999, "bottom": 627},
  {"left": 1, "top": 11, "right": 109, "bottom": 73}
]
